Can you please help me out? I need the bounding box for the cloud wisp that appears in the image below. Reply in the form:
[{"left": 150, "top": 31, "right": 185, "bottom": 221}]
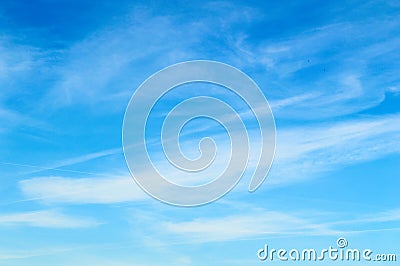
[
  {"left": 17, "top": 112, "right": 400, "bottom": 205},
  {"left": 19, "top": 175, "right": 146, "bottom": 204},
  {"left": 162, "top": 211, "right": 339, "bottom": 243},
  {"left": 0, "top": 209, "right": 101, "bottom": 228},
  {"left": 153, "top": 207, "right": 400, "bottom": 244}
]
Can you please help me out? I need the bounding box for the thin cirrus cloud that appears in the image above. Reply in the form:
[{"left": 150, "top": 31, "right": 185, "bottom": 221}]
[
  {"left": 0, "top": 39, "right": 36, "bottom": 81},
  {"left": 268, "top": 114, "right": 400, "bottom": 185},
  {"left": 159, "top": 207, "right": 400, "bottom": 244},
  {"left": 0, "top": 209, "right": 101, "bottom": 228},
  {"left": 162, "top": 211, "right": 338, "bottom": 243},
  {"left": 151, "top": 112, "right": 400, "bottom": 188},
  {"left": 276, "top": 114, "right": 400, "bottom": 162},
  {"left": 0, "top": 9, "right": 206, "bottom": 113},
  {"left": 0, "top": 108, "right": 22, "bottom": 133},
  {"left": 17, "top": 113, "right": 400, "bottom": 204},
  {"left": 0, "top": 247, "right": 80, "bottom": 260},
  {"left": 42, "top": 11, "right": 209, "bottom": 108},
  {"left": 235, "top": 18, "right": 400, "bottom": 119},
  {"left": 24, "top": 147, "right": 123, "bottom": 175},
  {"left": 330, "top": 208, "right": 400, "bottom": 226},
  {"left": 19, "top": 175, "right": 146, "bottom": 204},
  {"left": 0, "top": 1, "right": 398, "bottom": 265}
]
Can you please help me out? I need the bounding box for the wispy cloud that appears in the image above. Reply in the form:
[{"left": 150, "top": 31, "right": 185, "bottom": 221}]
[
  {"left": 156, "top": 112, "right": 400, "bottom": 189},
  {"left": 269, "top": 93, "right": 317, "bottom": 111},
  {"left": 162, "top": 211, "right": 339, "bottom": 243},
  {"left": 332, "top": 208, "right": 400, "bottom": 225},
  {"left": 0, "top": 106, "right": 48, "bottom": 134},
  {"left": 157, "top": 206, "right": 400, "bottom": 243},
  {"left": 232, "top": 17, "right": 400, "bottom": 119},
  {"left": 0, "top": 209, "right": 100, "bottom": 228},
  {"left": 43, "top": 9, "right": 204, "bottom": 109},
  {"left": 18, "top": 113, "right": 400, "bottom": 205},
  {"left": 268, "top": 114, "right": 400, "bottom": 186},
  {"left": 0, "top": 108, "right": 22, "bottom": 133},
  {"left": 0, "top": 250, "right": 60, "bottom": 260},
  {"left": 19, "top": 175, "right": 146, "bottom": 204},
  {"left": 0, "top": 1, "right": 398, "bottom": 265},
  {"left": 25, "top": 147, "right": 122, "bottom": 175},
  {"left": 0, "top": 38, "right": 36, "bottom": 81}
]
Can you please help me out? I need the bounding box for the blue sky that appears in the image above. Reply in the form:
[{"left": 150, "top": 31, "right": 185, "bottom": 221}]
[{"left": 0, "top": 0, "right": 399, "bottom": 265}]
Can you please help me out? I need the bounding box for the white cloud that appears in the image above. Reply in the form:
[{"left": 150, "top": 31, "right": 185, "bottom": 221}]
[
  {"left": 18, "top": 114, "right": 400, "bottom": 205},
  {"left": 335, "top": 209, "right": 400, "bottom": 225},
  {"left": 43, "top": 9, "right": 205, "bottom": 109},
  {"left": 0, "top": 107, "right": 48, "bottom": 134},
  {"left": 162, "top": 211, "right": 339, "bottom": 243},
  {"left": 0, "top": 108, "right": 21, "bottom": 133},
  {"left": 276, "top": 115, "right": 400, "bottom": 161},
  {"left": 0, "top": 248, "right": 65, "bottom": 260},
  {"left": 269, "top": 93, "right": 317, "bottom": 111},
  {"left": 26, "top": 147, "right": 122, "bottom": 175},
  {"left": 0, "top": 210, "right": 100, "bottom": 228},
  {"left": 266, "top": 114, "right": 400, "bottom": 186},
  {"left": 19, "top": 176, "right": 147, "bottom": 204},
  {"left": 387, "top": 86, "right": 400, "bottom": 94},
  {"left": 0, "top": 39, "right": 36, "bottom": 81},
  {"left": 161, "top": 113, "right": 400, "bottom": 189},
  {"left": 156, "top": 206, "right": 400, "bottom": 243},
  {"left": 231, "top": 17, "right": 400, "bottom": 119}
]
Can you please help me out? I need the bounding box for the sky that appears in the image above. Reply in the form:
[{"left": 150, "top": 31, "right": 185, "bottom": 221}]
[{"left": 0, "top": 0, "right": 399, "bottom": 265}]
